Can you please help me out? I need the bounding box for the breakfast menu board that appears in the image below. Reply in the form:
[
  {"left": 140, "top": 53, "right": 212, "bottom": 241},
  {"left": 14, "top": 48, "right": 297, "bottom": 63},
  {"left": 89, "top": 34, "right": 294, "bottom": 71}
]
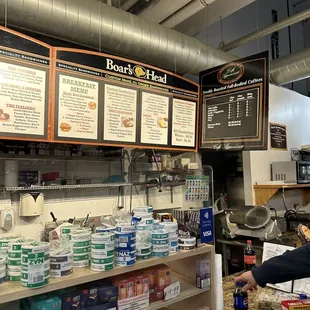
[
  {"left": 0, "top": 27, "right": 50, "bottom": 141},
  {"left": 200, "top": 51, "right": 269, "bottom": 151},
  {"left": 53, "top": 48, "right": 199, "bottom": 150},
  {"left": 57, "top": 74, "right": 99, "bottom": 140}
]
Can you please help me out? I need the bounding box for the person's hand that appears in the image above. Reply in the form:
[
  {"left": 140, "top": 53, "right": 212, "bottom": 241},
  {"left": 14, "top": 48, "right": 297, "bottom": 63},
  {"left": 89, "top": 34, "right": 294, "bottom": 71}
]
[{"left": 235, "top": 271, "right": 258, "bottom": 292}]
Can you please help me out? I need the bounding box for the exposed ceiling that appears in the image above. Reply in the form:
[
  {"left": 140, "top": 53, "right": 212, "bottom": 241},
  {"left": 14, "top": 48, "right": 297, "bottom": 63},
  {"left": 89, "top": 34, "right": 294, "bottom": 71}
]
[{"left": 101, "top": 0, "right": 255, "bottom": 34}]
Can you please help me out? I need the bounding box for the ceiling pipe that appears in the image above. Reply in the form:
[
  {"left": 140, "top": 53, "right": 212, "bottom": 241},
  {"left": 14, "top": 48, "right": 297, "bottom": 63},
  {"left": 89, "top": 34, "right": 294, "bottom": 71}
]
[
  {"left": 120, "top": 0, "right": 139, "bottom": 11},
  {"left": 138, "top": 0, "right": 192, "bottom": 24},
  {"left": 270, "top": 47, "right": 310, "bottom": 85},
  {"left": 220, "top": 8, "right": 310, "bottom": 52},
  {"left": 0, "top": 0, "right": 235, "bottom": 75},
  {"left": 0, "top": 0, "right": 309, "bottom": 85},
  {"left": 160, "top": 0, "right": 215, "bottom": 29}
]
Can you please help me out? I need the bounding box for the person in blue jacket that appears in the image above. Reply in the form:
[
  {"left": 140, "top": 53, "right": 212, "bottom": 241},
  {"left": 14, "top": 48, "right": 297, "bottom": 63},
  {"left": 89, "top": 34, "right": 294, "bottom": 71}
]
[{"left": 235, "top": 242, "right": 310, "bottom": 291}]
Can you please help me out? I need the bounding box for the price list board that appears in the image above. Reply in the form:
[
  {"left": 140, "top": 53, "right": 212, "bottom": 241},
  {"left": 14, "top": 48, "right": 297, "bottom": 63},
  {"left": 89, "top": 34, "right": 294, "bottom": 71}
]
[{"left": 200, "top": 51, "right": 269, "bottom": 151}]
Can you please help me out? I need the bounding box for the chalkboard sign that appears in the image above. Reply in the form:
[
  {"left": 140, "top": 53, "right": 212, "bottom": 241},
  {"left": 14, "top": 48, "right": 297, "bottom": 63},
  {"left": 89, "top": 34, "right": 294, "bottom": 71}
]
[
  {"left": 200, "top": 51, "right": 269, "bottom": 151},
  {"left": 270, "top": 123, "right": 287, "bottom": 150}
]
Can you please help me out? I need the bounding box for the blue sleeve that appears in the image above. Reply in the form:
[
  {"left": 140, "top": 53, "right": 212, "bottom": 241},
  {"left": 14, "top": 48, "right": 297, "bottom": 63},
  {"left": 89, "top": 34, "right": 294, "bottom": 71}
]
[{"left": 252, "top": 243, "right": 310, "bottom": 287}]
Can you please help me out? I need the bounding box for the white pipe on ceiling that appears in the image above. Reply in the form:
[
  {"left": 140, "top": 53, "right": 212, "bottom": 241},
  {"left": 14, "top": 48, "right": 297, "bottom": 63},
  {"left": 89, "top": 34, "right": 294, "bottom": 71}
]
[
  {"left": 121, "top": 0, "right": 139, "bottom": 11},
  {"left": 138, "top": 0, "right": 192, "bottom": 24},
  {"left": 161, "top": 0, "right": 215, "bottom": 29}
]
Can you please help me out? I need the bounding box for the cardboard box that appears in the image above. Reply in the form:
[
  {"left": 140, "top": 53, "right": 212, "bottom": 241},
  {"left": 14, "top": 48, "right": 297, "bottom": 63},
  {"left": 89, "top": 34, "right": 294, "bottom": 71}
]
[
  {"left": 281, "top": 300, "right": 310, "bottom": 309},
  {"left": 156, "top": 213, "right": 173, "bottom": 222},
  {"left": 97, "top": 281, "right": 118, "bottom": 304},
  {"left": 134, "top": 275, "right": 149, "bottom": 296},
  {"left": 196, "top": 259, "right": 210, "bottom": 290},
  {"left": 80, "top": 287, "right": 98, "bottom": 309},
  {"left": 114, "top": 278, "right": 135, "bottom": 300}
]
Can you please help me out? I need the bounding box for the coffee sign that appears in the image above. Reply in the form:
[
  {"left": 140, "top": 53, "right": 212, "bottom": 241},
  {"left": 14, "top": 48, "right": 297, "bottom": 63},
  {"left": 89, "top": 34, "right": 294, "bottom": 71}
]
[
  {"left": 200, "top": 51, "right": 269, "bottom": 151},
  {"left": 217, "top": 63, "right": 244, "bottom": 84}
]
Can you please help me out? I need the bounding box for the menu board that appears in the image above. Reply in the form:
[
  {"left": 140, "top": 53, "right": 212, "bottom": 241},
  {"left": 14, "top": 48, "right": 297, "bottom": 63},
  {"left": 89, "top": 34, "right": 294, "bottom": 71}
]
[
  {"left": 200, "top": 51, "right": 269, "bottom": 151},
  {"left": 140, "top": 92, "right": 169, "bottom": 145},
  {"left": 53, "top": 48, "right": 199, "bottom": 150},
  {"left": 172, "top": 99, "right": 196, "bottom": 147},
  {"left": 57, "top": 74, "right": 99, "bottom": 140},
  {"left": 104, "top": 84, "right": 137, "bottom": 143},
  {"left": 270, "top": 122, "right": 287, "bottom": 150},
  {"left": 0, "top": 27, "right": 50, "bottom": 141}
]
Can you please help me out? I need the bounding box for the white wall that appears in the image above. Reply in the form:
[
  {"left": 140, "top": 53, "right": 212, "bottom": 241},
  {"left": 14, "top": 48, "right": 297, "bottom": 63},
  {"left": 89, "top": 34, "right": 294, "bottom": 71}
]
[
  {"left": 243, "top": 84, "right": 310, "bottom": 206},
  {"left": 0, "top": 151, "right": 202, "bottom": 239}
]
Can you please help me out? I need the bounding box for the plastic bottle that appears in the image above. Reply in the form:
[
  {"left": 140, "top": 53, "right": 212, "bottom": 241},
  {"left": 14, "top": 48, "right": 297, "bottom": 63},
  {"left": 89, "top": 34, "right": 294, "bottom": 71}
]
[
  {"left": 244, "top": 240, "right": 256, "bottom": 271},
  {"left": 233, "top": 281, "right": 248, "bottom": 310}
]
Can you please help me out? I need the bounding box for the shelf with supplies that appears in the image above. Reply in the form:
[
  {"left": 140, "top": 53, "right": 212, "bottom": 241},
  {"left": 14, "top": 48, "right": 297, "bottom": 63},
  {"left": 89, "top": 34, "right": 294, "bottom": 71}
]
[
  {"left": 254, "top": 183, "right": 310, "bottom": 205},
  {"left": 2, "top": 183, "right": 133, "bottom": 192},
  {"left": 0, "top": 245, "right": 215, "bottom": 309}
]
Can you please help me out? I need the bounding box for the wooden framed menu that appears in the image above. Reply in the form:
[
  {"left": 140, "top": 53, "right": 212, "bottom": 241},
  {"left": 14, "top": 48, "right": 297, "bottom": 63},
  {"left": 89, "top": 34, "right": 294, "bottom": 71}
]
[
  {"left": 52, "top": 48, "right": 199, "bottom": 151},
  {"left": 0, "top": 27, "right": 51, "bottom": 141}
]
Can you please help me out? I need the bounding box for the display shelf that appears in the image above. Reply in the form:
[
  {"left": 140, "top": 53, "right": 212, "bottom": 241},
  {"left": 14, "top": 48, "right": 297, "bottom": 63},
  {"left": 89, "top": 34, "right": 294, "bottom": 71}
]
[
  {"left": 148, "top": 272, "right": 209, "bottom": 310},
  {"left": 0, "top": 245, "right": 213, "bottom": 304},
  {"left": 0, "top": 154, "right": 121, "bottom": 162},
  {"left": 254, "top": 184, "right": 310, "bottom": 205},
  {"left": 3, "top": 183, "right": 132, "bottom": 192}
]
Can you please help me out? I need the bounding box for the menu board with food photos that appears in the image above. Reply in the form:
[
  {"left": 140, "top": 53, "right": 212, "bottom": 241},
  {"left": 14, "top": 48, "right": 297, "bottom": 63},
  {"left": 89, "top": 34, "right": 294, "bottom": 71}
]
[
  {"left": 53, "top": 48, "right": 199, "bottom": 150},
  {"left": 0, "top": 27, "right": 51, "bottom": 141}
]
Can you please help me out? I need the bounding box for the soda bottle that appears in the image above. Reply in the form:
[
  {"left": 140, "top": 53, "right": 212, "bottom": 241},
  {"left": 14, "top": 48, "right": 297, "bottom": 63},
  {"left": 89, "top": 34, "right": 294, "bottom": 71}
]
[
  {"left": 233, "top": 281, "right": 248, "bottom": 310},
  {"left": 244, "top": 240, "right": 256, "bottom": 270}
]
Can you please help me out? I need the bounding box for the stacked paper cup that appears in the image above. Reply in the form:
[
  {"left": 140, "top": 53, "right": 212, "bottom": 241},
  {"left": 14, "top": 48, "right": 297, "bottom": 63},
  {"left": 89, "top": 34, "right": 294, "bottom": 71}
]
[
  {"left": 115, "top": 224, "right": 136, "bottom": 266},
  {"left": 159, "top": 222, "right": 178, "bottom": 252},
  {"left": 0, "top": 257, "right": 6, "bottom": 283},
  {"left": 50, "top": 249, "right": 73, "bottom": 278},
  {"left": 151, "top": 230, "right": 169, "bottom": 257},
  {"left": 21, "top": 242, "right": 50, "bottom": 289},
  {"left": 7, "top": 238, "right": 29, "bottom": 282},
  {"left": 91, "top": 233, "right": 115, "bottom": 271},
  {"left": 70, "top": 230, "right": 91, "bottom": 268}
]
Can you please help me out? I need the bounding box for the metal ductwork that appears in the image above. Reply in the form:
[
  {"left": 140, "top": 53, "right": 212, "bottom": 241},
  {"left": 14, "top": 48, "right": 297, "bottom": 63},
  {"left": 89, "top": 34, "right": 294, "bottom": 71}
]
[
  {"left": 0, "top": 0, "right": 310, "bottom": 86},
  {"left": 0, "top": 0, "right": 235, "bottom": 75},
  {"left": 220, "top": 8, "right": 310, "bottom": 52},
  {"left": 270, "top": 47, "right": 310, "bottom": 85}
]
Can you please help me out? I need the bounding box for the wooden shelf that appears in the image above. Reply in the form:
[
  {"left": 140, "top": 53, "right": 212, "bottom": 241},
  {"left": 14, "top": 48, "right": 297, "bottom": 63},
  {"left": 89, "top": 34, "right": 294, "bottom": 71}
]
[
  {"left": 254, "top": 184, "right": 310, "bottom": 205},
  {"left": 0, "top": 245, "right": 213, "bottom": 304},
  {"left": 148, "top": 272, "right": 209, "bottom": 310}
]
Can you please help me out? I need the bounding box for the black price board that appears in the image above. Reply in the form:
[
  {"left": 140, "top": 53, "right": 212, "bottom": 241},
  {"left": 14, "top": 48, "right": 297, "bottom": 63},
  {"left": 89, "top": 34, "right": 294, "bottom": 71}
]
[
  {"left": 53, "top": 48, "right": 199, "bottom": 151},
  {"left": 270, "top": 123, "right": 287, "bottom": 150},
  {"left": 199, "top": 51, "right": 269, "bottom": 151}
]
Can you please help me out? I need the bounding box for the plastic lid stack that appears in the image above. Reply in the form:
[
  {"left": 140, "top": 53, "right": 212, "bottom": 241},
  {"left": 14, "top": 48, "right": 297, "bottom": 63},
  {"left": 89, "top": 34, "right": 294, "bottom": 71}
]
[
  {"left": 151, "top": 231, "right": 169, "bottom": 257},
  {"left": 50, "top": 249, "right": 73, "bottom": 278},
  {"left": 69, "top": 230, "right": 91, "bottom": 268},
  {"left": 115, "top": 224, "right": 136, "bottom": 266},
  {"left": 21, "top": 241, "right": 50, "bottom": 289},
  {"left": 91, "top": 232, "right": 115, "bottom": 271},
  {"left": 160, "top": 222, "right": 178, "bottom": 252}
]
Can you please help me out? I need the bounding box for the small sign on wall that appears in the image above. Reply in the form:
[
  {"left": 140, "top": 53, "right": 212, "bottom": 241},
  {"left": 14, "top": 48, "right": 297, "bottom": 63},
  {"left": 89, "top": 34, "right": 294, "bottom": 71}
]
[{"left": 270, "top": 122, "right": 287, "bottom": 150}]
